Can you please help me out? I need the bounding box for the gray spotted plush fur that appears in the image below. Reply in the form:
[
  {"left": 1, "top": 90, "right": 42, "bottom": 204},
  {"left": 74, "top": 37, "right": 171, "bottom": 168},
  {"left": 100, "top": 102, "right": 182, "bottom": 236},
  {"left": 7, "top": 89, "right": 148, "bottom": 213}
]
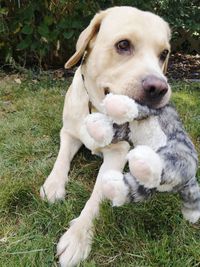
[{"left": 114, "top": 104, "right": 200, "bottom": 222}]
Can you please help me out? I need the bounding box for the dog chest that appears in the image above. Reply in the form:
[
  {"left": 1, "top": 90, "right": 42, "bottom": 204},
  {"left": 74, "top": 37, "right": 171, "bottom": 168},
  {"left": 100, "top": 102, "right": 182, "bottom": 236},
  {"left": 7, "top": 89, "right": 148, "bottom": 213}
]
[{"left": 129, "top": 116, "right": 167, "bottom": 151}]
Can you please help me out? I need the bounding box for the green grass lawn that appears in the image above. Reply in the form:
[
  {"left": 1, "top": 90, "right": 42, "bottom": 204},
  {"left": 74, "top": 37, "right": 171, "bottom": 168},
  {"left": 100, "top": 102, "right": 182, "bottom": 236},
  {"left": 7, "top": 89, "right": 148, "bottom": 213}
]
[{"left": 0, "top": 73, "right": 200, "bottom": 267}]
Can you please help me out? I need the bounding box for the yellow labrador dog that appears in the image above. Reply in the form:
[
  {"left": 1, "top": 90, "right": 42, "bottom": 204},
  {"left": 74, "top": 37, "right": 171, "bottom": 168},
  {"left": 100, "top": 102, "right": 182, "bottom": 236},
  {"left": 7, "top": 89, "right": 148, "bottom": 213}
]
[{"left": 40, "top": 6, "right": 171, "bottom": 267}]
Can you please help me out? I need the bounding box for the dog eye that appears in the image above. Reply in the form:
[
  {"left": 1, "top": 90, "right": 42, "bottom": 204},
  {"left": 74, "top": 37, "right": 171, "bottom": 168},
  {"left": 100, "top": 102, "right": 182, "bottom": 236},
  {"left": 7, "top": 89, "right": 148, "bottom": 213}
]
[
  {"left": 159, "top": 49, "right": 169, "bottom": 61},
  {"left": 116, "top": 40, "right": 132, "bottom": 54}
]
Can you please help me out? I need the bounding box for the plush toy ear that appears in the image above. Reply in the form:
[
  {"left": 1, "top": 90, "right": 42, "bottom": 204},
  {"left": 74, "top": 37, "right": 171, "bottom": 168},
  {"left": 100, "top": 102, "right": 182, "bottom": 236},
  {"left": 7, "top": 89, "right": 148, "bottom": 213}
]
[{"left": 65, "top": 11, "right": 107, "bottom": 69}]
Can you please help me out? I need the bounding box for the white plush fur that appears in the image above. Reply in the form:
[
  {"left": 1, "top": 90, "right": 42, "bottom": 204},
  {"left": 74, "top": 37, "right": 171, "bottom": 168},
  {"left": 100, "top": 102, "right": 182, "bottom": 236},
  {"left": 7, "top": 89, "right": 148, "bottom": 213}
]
[
  {"left": 84, "top": 113, "right": 114, "bottom": 149},
  {"left": 129, "top": 117, "right": 167, "bottom": 151},
  {"left": 79, "top": 123, "right": 98, "bottom": 151},
  {"left": 102, "top": 170, "right": 129, "bottom": 206},
  {"left": 127, "top": 145, "right": 163, "bottom": 188},
  {"left": 102, "top": 93, "right": 139, "bottom": 124},
  {"left": 182, "top": 208, "right": 200, "bottom": 224}
]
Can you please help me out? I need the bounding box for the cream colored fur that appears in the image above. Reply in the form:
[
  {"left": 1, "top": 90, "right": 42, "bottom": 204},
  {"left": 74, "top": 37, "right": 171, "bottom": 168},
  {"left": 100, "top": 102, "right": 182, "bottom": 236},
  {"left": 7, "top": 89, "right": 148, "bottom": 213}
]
[{"left": 40, "top": 6, "right": 171, "bottom": 267}]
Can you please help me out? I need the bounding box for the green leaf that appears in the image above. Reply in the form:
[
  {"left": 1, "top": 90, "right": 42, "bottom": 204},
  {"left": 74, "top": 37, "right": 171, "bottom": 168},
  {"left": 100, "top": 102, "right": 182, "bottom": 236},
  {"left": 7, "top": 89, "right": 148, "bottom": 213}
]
[
  {"left": 39, "top": 47, "right": 47, "bottom": 56},
  {"left": 21, "top": 25, "right": 33, "bottom": 35},
  {"left": 63, "top": 31, "right": 74, "bottom": 39},
  {"left": 0, "top": 21, "right": 6, "bottom": 34},
  {"left": 71, "top": 19, "right": 82, "bottom": 29},
  {"left": 17, "top": 38, "right": 31, "bottom": 50},
  {"left": 0, "top": 8, "right": 8, "bottom": 15},
  {"left": 58, "top": 18, "right": 70, "bottom": 29},
  {"left": 30, "top": 42, "right": 39, "bottom": 51},
  {"left": 44, "top": 16, "right": 53, "bottom": 26},
  {"left": 21, "top": 4, "right": 35, "bottom": 20},
  {"left": 38, "top": 24, "right": 49, "bottom": 37}
]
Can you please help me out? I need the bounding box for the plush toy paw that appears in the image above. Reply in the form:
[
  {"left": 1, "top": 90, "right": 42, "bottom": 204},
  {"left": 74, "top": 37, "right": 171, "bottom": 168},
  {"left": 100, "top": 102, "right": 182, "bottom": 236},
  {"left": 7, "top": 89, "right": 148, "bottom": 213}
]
[
  {"left": 102, "top": 93, "right": 138, "bottom": 124},
  {"left": 80, "top": 113, "right": 114, "bottom": 151},
  {"left": 102, "top": 170, "right": 129, "bottom": 206},
  {"left": 182, "top": 207, "right": 200, "bottom": 224},
  {"left": 127, "top": 145, "right": 163, "bottom": 188},
  {"left": 85, "top": 113, "right": 114, "bottom": 144}
]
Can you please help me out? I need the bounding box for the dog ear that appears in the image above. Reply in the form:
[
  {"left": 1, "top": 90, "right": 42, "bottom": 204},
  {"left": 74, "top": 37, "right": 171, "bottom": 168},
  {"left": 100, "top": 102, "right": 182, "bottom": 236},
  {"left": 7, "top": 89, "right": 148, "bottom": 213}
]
[
  {"left": 163, "top": 53, "right": 169, "bottom": 74},
  {"left": 65, "top": 11, "right": 107, "bottom": 69},
  {"left": 163, "top": 25, "right": 171, "bottom": 74}
]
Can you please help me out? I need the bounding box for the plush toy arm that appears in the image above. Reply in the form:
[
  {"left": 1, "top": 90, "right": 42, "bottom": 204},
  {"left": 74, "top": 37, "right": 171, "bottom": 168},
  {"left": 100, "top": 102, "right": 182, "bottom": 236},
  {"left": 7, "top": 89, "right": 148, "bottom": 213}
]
[
  {"left": 102, "top": 93, "right": 160, "bottom": 124},
  {"left": 102, "top": 94, "right": 138, "bottom": 124},
  {"left": 80, "top": 113, "right": 114, "bottom": 152}
]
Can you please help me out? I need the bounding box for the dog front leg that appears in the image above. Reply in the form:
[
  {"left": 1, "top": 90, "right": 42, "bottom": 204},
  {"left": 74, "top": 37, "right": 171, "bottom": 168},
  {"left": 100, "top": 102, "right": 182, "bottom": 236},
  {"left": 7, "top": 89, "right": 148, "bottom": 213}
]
[
  {"left": 40, "top": 127, "right": 82, "bottom": 203},
  {"left": 57, "top": 141, "right": 129, "bottom": 267}
]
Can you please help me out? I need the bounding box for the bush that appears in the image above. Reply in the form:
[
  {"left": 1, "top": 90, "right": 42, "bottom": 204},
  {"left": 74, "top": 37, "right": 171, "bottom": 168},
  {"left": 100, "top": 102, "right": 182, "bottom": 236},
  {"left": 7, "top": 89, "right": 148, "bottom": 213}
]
[{"left": 0, "top": 0, "right": 199, "bottom": 69}]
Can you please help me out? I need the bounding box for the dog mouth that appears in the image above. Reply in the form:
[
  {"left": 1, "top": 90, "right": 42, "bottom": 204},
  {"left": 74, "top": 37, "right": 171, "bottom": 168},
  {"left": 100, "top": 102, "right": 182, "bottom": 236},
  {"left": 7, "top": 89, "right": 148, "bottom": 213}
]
[
  {"left": 136, "top": 97, "right": 165, "bottom": 109},
  {"left": 103, "top": 85, "right": 169, "bottom": 109},
  {"left": 104, "top": 87, "right": 110, "bottom": 95}
]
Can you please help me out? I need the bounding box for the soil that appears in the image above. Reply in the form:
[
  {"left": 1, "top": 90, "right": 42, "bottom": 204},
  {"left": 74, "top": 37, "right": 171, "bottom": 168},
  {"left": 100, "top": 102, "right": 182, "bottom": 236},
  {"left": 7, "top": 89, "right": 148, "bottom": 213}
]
[
  {"left": 1, "top": 53, "right": 199, "bottom": 82},
  {"left": 167, "top": 53, "right": 200, "bottom": 81}
]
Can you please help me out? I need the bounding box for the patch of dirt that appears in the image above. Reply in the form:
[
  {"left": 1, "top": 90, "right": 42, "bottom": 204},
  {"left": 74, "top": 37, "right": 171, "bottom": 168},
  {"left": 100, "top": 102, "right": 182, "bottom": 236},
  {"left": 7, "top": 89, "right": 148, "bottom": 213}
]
[
  {"left": 168, "top": 53, "right": 200, "bottom": 81},
  {"left": 1, "top": 53, "right": 199, "bottom": 82}
]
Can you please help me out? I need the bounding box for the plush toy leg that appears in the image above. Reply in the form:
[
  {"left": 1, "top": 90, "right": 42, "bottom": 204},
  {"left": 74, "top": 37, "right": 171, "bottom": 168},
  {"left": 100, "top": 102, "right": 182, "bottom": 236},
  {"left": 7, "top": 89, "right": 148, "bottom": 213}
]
[
  {"left": 102, "top": 170, "right": 129, "bottom": 206},
  {"left": 124, "top": 173, "right": 155, "bottom": 202},
  {"left": 85, "top": 113, "right": 114, "bottom": 146},
  {"left": 102, "top": 171, "right": 155, "bottom": 206},
  {"left": 127, "top": 145, "right": 163, "bottom": 188},
  {"left": 180, "top": 177, "right": 200, "bottom": 223}
]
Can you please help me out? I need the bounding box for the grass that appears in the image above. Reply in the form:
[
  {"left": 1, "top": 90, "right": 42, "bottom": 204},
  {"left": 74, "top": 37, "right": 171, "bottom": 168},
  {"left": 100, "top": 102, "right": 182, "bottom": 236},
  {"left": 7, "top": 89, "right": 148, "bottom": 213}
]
[{"left": 0, "top": 73, "right": 200, "bottom": 267}]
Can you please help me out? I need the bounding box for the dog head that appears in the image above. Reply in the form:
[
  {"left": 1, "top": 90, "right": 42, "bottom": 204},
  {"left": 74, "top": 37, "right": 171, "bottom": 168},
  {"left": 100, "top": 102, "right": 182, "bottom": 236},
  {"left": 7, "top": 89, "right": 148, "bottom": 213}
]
[{"left": 65, "top": 6, "right": 171, "bottom": 109}]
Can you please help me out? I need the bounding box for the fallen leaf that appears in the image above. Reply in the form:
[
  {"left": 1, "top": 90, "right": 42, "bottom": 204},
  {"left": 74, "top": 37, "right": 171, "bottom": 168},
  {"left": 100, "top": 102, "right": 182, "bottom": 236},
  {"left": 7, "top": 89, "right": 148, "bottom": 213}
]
[{"left": 14, "top": 78, "right": 21, "bottom": 84}]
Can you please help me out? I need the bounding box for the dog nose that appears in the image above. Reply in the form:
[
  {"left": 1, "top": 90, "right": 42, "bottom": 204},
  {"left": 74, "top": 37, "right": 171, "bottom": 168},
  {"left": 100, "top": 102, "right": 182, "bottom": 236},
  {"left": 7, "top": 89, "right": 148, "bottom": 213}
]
[{"left": 142, "top": 75, "right": 168, "bottom": 100}]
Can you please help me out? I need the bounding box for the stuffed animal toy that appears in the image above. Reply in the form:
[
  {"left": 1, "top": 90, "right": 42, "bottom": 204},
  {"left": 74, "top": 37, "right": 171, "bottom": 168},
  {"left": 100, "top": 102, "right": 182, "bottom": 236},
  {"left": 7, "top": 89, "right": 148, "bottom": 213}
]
[{"left": 81, "top": 93, "right": 200, "bottom": 223}]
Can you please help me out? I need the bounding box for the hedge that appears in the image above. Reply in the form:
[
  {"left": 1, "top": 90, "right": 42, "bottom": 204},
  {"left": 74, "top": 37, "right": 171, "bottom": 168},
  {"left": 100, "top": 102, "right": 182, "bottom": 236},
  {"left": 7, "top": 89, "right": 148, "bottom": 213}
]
[{"left": 0, "top": 0, "right": 199, "bottom": 69}]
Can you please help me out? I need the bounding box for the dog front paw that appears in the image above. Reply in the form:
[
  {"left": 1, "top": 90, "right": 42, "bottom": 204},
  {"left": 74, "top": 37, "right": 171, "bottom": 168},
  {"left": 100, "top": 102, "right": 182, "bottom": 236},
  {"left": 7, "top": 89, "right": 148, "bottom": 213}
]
[
  {"left": 127, "top": 146, "right": 162, "bottom": 189},
  {"left": 57, "top": 219, "right": 92, "bottom": 267},
  {"left": 40, "top": 175, "right": 66, "bottom": 203},
  {"left": 102, "top": 93, "right": 138, "bottom": 124}
]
